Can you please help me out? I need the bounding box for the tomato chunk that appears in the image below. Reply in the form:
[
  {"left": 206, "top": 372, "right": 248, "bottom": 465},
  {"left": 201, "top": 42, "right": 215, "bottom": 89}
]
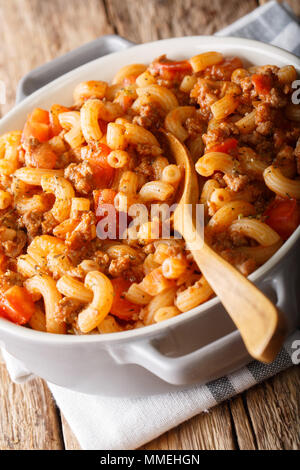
[
  {"left": 94, "top": 188, "right": 117, "bottom": 211},
  {"left": 110, "top": 278, "right": 140, "bottom": 321},
  {"left": 22, "top": 108, "right": 51, "bottom": 143},
  {"left": 94, "top": 188, "right": 118, "bottom": 239},
  {"left": 210, "top": 138, "right": 238, "bottom": 154},
  {"left": 49, "top": 104, "right": 70, "bottom": 137},
  {"left": 252, "top": 73, "right": 272, "bottom": 95},
  {"left": 94, "top": 189, "right": 129, "bottom": 239},
  {"left": 88, "top": 143, "right": 115, "bottom": 189},
  {"left": 0, "top": 286, "right": 35, "bottom": 325},
  {"left": 94, "top": 188, "right": 117, "bottom": 223},
  {"left": 264, "top": 197, "right": 300, "bottom": 240},
  {"left": 152, "top": 59, "right": 192, "bottom": 81}
]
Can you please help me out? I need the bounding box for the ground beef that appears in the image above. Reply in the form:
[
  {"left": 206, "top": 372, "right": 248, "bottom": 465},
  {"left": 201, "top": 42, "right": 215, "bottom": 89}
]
[
  {"left": 68, "top": 146, "right": 83, "bottom": 163},
  {"left": 135, "top": 156, "right": 155, "bottom": 180},
  {"left": 236, "top": 103, "right": 253, "bottom": 115},
  {"left": 219, "top": 121, "right": 240, "bottom": 137},
  {"left": 142, "top": 243, "right": 156, "bottom": 255},
  {"left": 184, "top": 116, "right": 205, "bottom": 138},
  {"left": 223, "top": 173, "right": 249, "bottom": 192},
  {"left": 108, "top": 255, "right": 132, "bottom": 277},
  {"left": 0, "top": 269, "right": 25, "bottom": 292},
  {"left": 133, "top": 102, "right": 165, "bottom": 130},
  {"left": 286, "top": 126, "right": 300, "bottom": 144},
  {"left": 203, "top": 121, "right": 239, "bottom": 150},
  {"left": 20, "top": 211, "right": 42, "bottom": 241},
  {"left": 66, "top": 239, "right": 103, "bottom": 267},
  {"left": 172, "top": 88, "right": 193, "bottom": 106},
  {"left": 64, "top": 161, "right": 93, "bottom": 195},
  {"left": 136, "top": 143, "right": 162, "bottom": 158},
  {"left": 220, "top": 249, "right": 257, "bottom": 276},
  {"left": 245, "top": 181, "right": 269, "bottom": 203},
  {"left": 274, "top": 145, "right": 296, "bottom": 177},
  {"left": 256, "top": 121, "right": 274, "bottom": 136},
  {"left": 54, "top": 151, "right": 74, "bottom": 169},
  {"left": 265, "top": 87, "right": 288, "bottom": 108},
  {"left": 0, "top": 208, "right": 18, "bottom": 230},
  {"left": 92, "top": 250, "right": 110, "bottom": 271},
  {"left": 211, "top": 232, "right": 235, "bottom": 253},
  {"left": 273, "top": 128, "right": 286, "bottom": 149},
  {"left": 56, "top": 297, "right": 82, "bottom": 326},
  {"left": 230, "top": 231, "right": 249, "bottom": 247},
  {"left": 65, "top": 212, "right": 96, "bottom": 250},
  {"left": 240, "top": 131, "right": 274, "bottom": 158},
  {"left": 255, "top": 103, "right": 277, "bottom": 136},
  {"left": 238, "top": 76, "right": 256, "bottom": 106},
  {"left": 212, "top": 171, "right": 226, "bottom": 187},
  {"left": 191, "top": 79, "right": 218, "bottom": 119},
  {"left": 67, "top": 265, "right": 86, "bottom": 280},
  {"left": 2, "top": 231, "right": 27, "bottom": 258},
  {"left": 42, "top": 211, "right": 58, "bottom": 234}
]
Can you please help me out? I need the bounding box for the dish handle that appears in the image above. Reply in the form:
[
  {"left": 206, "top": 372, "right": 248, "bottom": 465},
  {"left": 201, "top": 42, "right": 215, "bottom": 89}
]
[
  {"left": 109, "top": 245, "right": 300, "bottom": 386},
  {"left": 109, "top": 331, "right": 249, "bottom": 386},
  {"left": 16, "top": 34, "right": 135, "bottom": 103},
  {"left": 260, "top": 249, "right": 300, "bottom": 333}
]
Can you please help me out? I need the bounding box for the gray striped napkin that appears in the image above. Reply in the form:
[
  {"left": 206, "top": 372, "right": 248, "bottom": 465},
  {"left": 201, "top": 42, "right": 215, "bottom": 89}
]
[
  {"left": 2, "top": 0, "right": 300, "bottom": 450},
  {"left": 217, "top": 0, "right": 300, "bottom": 57}
]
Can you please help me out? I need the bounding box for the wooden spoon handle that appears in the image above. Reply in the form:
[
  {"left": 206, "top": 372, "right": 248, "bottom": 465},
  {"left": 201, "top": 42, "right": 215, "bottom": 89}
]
[
  {"left": 164, "top": 129, "right": 286, "bottom": 363},
  {"left": 187, "top": 230, "right": 286, "bottom": 363}
]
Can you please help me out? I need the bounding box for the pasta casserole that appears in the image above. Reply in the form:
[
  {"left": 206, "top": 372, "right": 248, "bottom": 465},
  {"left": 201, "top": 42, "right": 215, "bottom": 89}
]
[{"left": 0, "top": 51, "right": 299, "bottom": 334}]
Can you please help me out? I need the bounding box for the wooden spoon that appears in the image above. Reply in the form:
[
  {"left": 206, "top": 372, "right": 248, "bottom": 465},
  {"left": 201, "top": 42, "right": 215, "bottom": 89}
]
[{"left": 160, "top": 130, "right": 286, "bottom": 363}]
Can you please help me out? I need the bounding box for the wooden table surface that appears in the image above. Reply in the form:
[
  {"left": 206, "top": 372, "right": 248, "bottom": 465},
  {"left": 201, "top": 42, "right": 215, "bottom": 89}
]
[{"left": 0, "top": 0, "right": 299, "bottom": 451}]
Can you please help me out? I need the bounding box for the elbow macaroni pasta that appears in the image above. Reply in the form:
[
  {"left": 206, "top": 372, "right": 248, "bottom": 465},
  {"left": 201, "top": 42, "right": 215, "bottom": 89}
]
[
  {"left": 77, "top": 271, "right": 114, "bottom": 333},
  {"left": 0, "top": 51, "right": 299, "bottom": 334},
  {"left": 59, "top": 111, "right": 85, "bottom": 148},
  {"left": 41, "top": 175, "right": 75, "bottom": 222},
  {"left": 263, "top": 165, "right": 300, "bottom": 199},
  {"left": 25, "top": 274, "right": 66, "bottom": 334},
  {"left": 196, "top": 152, "right": 237, "bottom": 176},
  {"left": 136, "top": 85, "right": 178, "bottom": 112},
  {"left": 165, "top": 106, "right": 196, "bottom": 142}
]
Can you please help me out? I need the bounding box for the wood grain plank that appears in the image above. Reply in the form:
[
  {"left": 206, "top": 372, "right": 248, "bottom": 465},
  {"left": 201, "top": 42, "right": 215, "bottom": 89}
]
[
  {"left": 0, "top": 0, "right": 113, "bottom": 116},
  {"left": 142, "top": 402, "right": 237, "bottom": 450},
  {"left": 259, "top": 0, "right": 300, "bottom": 17},
  {"left": 229, "top": 396, "right": 257, "bottom": 450},
  {"left": 245, "top": 367, "right": 300, "bottom": 450},
  {"left": 105, "top": 0, "right": 258, "bottom": 43},
  {"left": 0, "top": 363, "right": 63, "bottom": 450},
  {"left": 0, "top": 0, "right": 113, "bottom": 450}
]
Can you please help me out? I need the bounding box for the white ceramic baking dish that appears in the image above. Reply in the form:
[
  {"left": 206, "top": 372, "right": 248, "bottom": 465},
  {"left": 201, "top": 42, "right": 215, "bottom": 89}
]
[{"left": 0, "top": 36, "right": 299, "bottom": 396}]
